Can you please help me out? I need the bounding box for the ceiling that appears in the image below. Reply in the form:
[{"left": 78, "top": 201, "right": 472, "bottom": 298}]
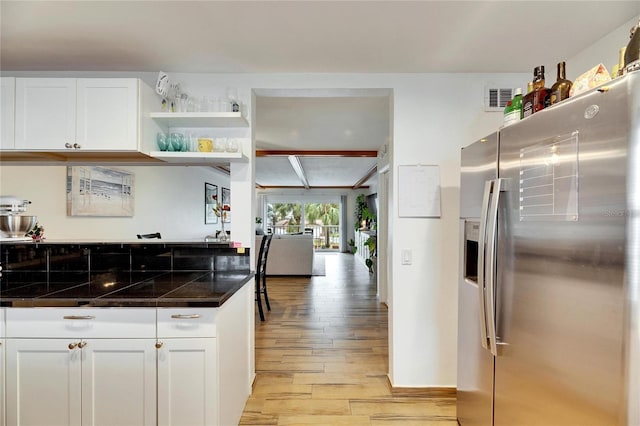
[
  {"left": 255, "top": 92, "right": 390, "bottom": 188},
  {"left": 2, "top": 1, "right": 639, "bottom": 188}
]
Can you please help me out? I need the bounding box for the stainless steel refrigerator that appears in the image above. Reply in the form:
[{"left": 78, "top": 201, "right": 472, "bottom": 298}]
[{"left": 457, "top": 71, "right": 640, "bottom": 426}]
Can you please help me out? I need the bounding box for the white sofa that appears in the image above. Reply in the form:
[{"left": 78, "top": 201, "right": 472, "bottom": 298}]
[{"left": 255, "top": 234, "right": 314, "bottom": 276}]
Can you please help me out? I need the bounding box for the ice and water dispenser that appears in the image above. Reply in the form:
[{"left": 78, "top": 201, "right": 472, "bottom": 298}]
[{"left": 464, "top": 220, "right": 479, "bottom": 283}]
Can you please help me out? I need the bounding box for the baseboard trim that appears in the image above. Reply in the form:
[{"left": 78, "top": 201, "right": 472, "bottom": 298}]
[{"left": 386, "top": 376, "right": 457, "bottom": 398}]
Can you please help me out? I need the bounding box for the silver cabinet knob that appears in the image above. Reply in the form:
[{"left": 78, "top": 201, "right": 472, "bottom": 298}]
[
  {"left": 65, "top": 143, "right": 73, "bottom": 149},
  {"left": 73, "top": 143, "right": 82, "bottom": 149}
]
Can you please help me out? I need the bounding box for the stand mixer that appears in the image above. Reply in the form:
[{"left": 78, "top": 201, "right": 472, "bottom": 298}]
[{"left": 0, "top": 196, "right": 36, "bottom": 240}]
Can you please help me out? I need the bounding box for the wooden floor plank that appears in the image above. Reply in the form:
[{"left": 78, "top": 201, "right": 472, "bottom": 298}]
[{"left": 238, "top": 253, "right": 457, "bottom": 425}]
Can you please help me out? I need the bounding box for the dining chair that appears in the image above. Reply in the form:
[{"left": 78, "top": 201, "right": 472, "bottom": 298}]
[
  {"left": 255, "top": 234, "right": 273, "bottom": 321},
  {"left": 137, "top": 232, "right": 162, "bottom": 239},
  {"left": 260, "top": 233, "right": 273, "bottom": 312}
]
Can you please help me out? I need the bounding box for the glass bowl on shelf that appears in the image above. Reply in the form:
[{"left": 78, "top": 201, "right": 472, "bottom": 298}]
[
  {"left": 156, "top": 132, "right": 168, "bottom": 151},
  {"left": 170, "top": 132, "right": 185, "bottom": 152}
]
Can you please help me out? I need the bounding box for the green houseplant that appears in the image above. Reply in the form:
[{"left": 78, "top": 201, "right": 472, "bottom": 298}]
[
  {"left": 364, "top": 237, "right": 376, "bottom": 273},
  {"left": 354, "top": 194, "right": 376, "bottom": 230},
  {"left": 347, "top": 238, "right": 357, "bottom": 254}
]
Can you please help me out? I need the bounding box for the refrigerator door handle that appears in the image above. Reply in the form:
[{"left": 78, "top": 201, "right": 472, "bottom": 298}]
[
  {"left": 486, "top": 178, "right": 503, "bottom": 357},
  {"left": 477, "top": 179, "right": 493, "bottom": 351}
]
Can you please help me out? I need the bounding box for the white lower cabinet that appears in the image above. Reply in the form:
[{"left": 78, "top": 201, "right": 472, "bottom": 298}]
[
  {"left": 5, "top": 308, "right": 157, "bottom": 426},
  {"left": 6, "top": 339, "right": 82, "bottom": 426},
  {"left": 81, "top": 339, "right": 156, "bottom": 426},
  {"left": 157, "top": 338, "right": 218, "bottom": 426},
  {"left": 3, "top": 292, "right": 251, "bottom": 426},
  {"left": 0, "top": 337, "right": 4, "bottom": 426},
  {"left": 5, "top": 338, "right": 156, "bottom": 426},
  {"left": 157, "top": 308, "right": 219, "bottom": 425},
  {"left": 1, "top": 307, "right": 5, "bottom": 426}
]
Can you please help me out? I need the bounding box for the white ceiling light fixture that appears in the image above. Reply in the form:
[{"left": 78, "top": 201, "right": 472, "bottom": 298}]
[{"left": 288, "top": 155, "right": 310, "bottom": 189}]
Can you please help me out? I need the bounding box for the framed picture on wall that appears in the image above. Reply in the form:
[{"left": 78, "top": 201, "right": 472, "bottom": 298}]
[
  {"left": 67, "top": 166, "right": 134, "bottom": 217},
  {"left": 205, "top": 182, "right": 218, "bottom": 224},
  {"left": 221, "top": 187, "right": 230, "bottom": 223}
]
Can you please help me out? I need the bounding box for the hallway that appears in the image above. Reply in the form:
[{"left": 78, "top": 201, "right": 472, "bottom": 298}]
[{"left": 239, "top": 253, "right": 456, "bottom": 425}]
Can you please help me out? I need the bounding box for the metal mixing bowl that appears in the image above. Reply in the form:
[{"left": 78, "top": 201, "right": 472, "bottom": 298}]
[{"left": 0, "top": 215, "right": 37, "bottom": 238}]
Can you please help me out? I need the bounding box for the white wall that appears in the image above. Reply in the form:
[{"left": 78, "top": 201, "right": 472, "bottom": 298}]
[
  {"left": 0, "top": 165, "right": 230, "bottom": 240},
  {"left": 568, "top": 15, "right": 640, "bottom": 81}
]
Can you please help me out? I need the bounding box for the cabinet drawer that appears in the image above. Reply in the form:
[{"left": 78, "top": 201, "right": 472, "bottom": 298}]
[
  {"left": 6, "top": 308, "right": 156, "bottom": 338},
  {"left": 157, "top": 308, "right": 217, "bottom": 338}
]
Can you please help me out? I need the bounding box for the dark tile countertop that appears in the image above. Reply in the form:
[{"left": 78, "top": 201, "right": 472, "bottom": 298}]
[
  {"left": 0, "top": 240, "right": 254, "bottom": 308},
  {"left": 0, "top": 270, "right": 254, "bottom": 308}
]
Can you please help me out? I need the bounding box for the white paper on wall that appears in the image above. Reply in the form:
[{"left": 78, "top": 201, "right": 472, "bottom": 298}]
[{"left": 398, "top": 164, "right": 441, "bottom": 218}]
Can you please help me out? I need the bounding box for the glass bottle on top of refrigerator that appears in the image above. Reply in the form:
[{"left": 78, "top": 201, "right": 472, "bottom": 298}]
[
  {"left": 522, "top": 66, "right": 550, "bottom": 118},
  {"left": 503, "top": 88, "right": 523, "bottom": 127},
  {"left": 550, "top": 61, "right": 572, "bottom": 105}
]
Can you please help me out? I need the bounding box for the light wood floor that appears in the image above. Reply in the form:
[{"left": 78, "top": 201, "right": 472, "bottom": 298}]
[{"left": 239, "top": 253, "right": 457, "bottom": 426}]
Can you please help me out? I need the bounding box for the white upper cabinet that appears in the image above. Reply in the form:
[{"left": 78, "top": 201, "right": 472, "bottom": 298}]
[
  {"left": 76, "top": 79, "right": 139, "bottom": 151},
  {"left": 14, "top": 78, "right": 140, "bottom": 151},
  {"left": 0, "top": 77, "right": 16, "bottom": 150},
  {"left": 15, "top": 78, "right": 77, "bottom": 150}
]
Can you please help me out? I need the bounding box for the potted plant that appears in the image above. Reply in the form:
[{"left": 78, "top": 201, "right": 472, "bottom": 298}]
[
  {"left": 255, "top": 216, "right": 264, "bottom": 235},
  {"left": 355, "top": 194, "right": 367, "bottom": 230},
  {"left": 347, "top": 238, "right": 357, "bottom": 254},
  {"left": 364, "top": 237, "right": 376, "bottom": 274}
]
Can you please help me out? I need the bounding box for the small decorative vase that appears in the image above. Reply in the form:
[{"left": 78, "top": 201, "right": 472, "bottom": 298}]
[{"left": 219, "top": 221, "right": 229, "bottom": 241}]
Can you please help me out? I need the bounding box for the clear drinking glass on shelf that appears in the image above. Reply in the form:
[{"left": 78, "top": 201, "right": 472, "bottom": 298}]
[
  {"left": 179, "top": 93, "right": 189, "bottom": 113},
  {"left": 200, "top": 96, "right": 210, "bottom": 112},
  {"left": 215, "top": 138, "right": 227, "bottom": 152},
  {"left": 226, "top": 138, "right": 239, "bottom": 153},
  {"left": 183, "top": 131, "right": 193, "bottom": 151}
]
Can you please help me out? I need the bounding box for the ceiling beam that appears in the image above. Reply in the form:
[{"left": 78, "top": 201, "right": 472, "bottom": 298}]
[
  {"left": 352, "top": 164, "right": 378, "bottom": 189},
  {"left": 287, "top": 155, "right": 310, "bottom": 189},
  {"left": 257, "top": 150, "right": 377, "bottom": 157},
  {"left": 256, "top": 185, "right": 369, "bottom": 189}
]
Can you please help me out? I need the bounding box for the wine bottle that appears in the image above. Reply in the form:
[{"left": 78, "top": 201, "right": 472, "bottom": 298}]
[
  {"left": 521, "top": 82, "right": 532, "bottom": 119},
  {"left": 624, "top": 19, "right": 640, "bottom": 73},
  {"left": 550, "top": 62, "right": 572, "bottom": 105},
  {"left": 522, "top": 67, "right": 550, "bottom": 118},
  {"left": 616, "top": 46, "right": 627, "bottom": 77}
]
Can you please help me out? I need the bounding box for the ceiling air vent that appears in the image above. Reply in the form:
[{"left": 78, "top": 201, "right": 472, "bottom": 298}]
[{"left": 485, "top": 87, "right": 513, "bottom": 112}]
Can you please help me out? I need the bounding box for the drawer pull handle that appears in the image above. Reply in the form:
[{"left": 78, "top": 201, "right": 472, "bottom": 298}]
[
  {"left": 170, "top": 314, "right": 201, "bottom": 319},
  {"left": 63, "top": 315, "right": 96, "bottom": 320}
]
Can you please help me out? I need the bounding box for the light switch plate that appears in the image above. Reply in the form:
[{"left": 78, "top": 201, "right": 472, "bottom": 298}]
[{"left": 401, "top": 249, "right": 412, "bottom": 265}]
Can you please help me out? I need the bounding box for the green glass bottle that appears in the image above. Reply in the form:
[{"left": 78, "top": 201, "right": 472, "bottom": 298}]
[{"left": 503, "top": 88, "right": 522, "bottom": 127}]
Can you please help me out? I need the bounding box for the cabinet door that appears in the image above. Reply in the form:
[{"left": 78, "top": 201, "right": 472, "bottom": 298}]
[
  {"left": 81, "top": 339, "right": 156, "bottom": 426},
  {"left": 157, "top": 338, "right": 218, "bottom": 426},
  {"left": 0, "top": 77, "right": 15, "bottom": 150},
  {"left": 0, "top": 308, "right": 4, "bottom": 426},
  {"left": 76, "top": 78, "right": 139, "bottom": 151},
  {"left": 0, "top": 338, "right": 4, "bottom": 426},
  {"left": 6, "top": 339, "right": 82, "bottom": 426},
  {"left": 15, "top": 78, "right": 76, "bottom": 150}
]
